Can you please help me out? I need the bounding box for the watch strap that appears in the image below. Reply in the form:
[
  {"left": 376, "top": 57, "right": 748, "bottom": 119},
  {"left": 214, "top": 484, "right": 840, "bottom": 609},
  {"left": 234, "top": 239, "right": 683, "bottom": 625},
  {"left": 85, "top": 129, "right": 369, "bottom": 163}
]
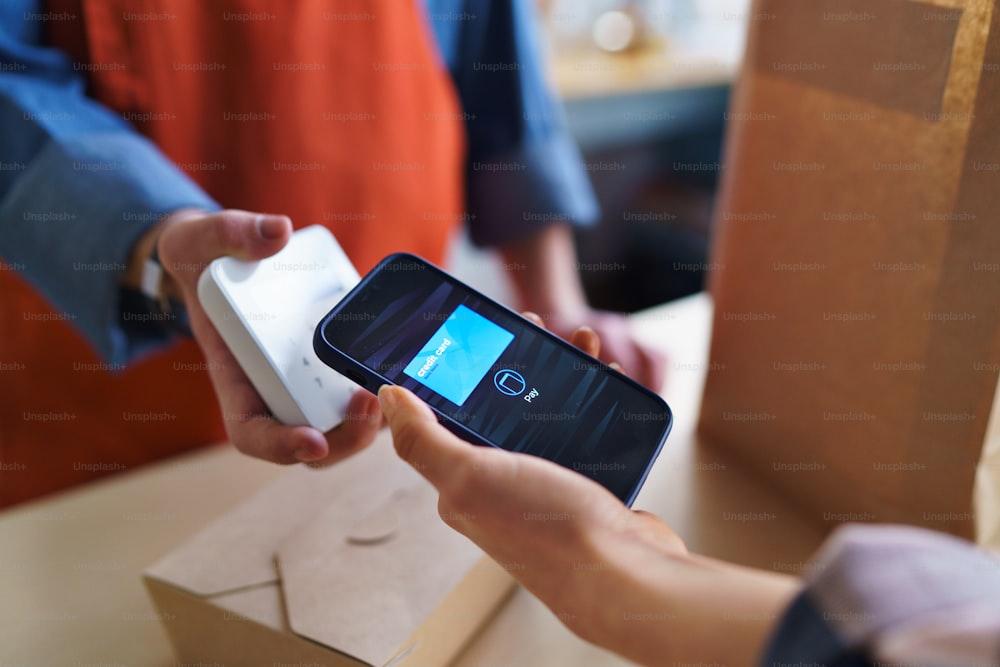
[
  {"left": 140, "top": 238, "right": 166, "bottom": 305},
  {"left": 135, "top": 233, "right": 192, "bottom": 336}
]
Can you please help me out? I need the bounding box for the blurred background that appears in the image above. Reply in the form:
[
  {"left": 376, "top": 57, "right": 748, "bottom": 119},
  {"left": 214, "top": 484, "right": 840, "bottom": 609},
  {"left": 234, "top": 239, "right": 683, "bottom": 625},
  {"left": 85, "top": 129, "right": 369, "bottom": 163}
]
[{"left": 453, "top": 0, "right": 750, "bottom": 310}]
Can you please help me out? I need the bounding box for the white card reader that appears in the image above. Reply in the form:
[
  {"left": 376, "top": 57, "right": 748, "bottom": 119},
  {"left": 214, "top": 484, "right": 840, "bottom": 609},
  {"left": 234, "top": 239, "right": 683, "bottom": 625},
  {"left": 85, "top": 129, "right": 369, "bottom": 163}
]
[{"left": 197, "top": 225, "right": 360, "bottom": 432}]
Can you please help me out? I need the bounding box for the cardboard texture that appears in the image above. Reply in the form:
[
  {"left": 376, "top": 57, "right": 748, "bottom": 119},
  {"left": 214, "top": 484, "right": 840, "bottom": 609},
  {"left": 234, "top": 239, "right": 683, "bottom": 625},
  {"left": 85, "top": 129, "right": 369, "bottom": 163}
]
[
  {"left": 143, "top": 441, "right": 515, "bottom": 666},
  {"left": 700, "top": 0, "right": 1000, "bottom": 538}
]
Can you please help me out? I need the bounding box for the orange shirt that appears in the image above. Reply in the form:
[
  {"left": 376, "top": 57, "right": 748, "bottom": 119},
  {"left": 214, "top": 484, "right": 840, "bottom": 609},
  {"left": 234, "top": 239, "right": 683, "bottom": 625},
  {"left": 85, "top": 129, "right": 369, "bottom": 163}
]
[{"left": 0, "top": 0, "right": 464, "bottom": 506}]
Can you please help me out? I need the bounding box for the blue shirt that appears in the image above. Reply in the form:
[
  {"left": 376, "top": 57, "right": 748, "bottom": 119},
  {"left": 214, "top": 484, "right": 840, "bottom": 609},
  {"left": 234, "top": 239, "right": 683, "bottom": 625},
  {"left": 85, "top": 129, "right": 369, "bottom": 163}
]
[{"left": 0, "top": 0, "right": 597, "bottom": 364}]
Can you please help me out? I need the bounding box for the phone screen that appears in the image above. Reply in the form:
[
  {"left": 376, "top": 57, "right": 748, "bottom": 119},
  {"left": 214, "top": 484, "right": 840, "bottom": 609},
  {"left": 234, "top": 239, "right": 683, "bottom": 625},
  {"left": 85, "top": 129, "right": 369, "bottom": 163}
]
[{"left": 315, "top": 254, "right": 671, "bottom": 504}]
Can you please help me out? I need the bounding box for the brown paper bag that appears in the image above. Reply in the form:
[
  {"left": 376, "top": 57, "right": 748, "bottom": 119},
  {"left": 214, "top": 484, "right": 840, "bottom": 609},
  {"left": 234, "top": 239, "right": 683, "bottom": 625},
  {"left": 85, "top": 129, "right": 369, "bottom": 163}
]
[{"left": 699, "top": 0, "right": 1000, "bottom": 539}]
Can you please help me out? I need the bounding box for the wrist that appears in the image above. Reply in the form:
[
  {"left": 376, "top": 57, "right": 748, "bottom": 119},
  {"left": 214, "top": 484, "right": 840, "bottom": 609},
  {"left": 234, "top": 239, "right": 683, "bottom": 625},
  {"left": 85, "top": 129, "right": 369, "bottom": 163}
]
[
  {"left": 120, "top": 208, "right": 207, "bottom": 336},
  {"left": 544, "top": 513, "right": 678, "bottom": 658},
  {"left": 498, "top": 224, "right": 591, "bottom": 326},
  {"left": 591, "top": 541, "right": 800, "bottom": 667},
  {"left": 123, "top": 223, "right": 160, "bottom": 293},
  {"left": 122, "top": 208, "right": 206, "bottom": 301}
]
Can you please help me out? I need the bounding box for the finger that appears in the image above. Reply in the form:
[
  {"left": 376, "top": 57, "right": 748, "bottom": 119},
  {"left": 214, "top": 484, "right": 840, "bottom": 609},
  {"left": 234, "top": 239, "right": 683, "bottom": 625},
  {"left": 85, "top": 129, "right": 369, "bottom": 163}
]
[
  {"left": 174, "top": 316, "right": 325, "bottom": 464},
  {"left": 159, "top": 209, "right": 293, "bottom": 290},
  {"left": 308, "top": 390, "right": 383, "bottom": 467},
  {"left": 378, "top": 385, "right": 478, "bottom": 488},
  {"left": 155, "top": 210, "right": 304, "bottom": 463},
  {"left": 630, "top": 509, "right": 688, "bottom": 554},
  {"left": 174, "top": 294, "right": 311, "bottom": 460},
  {"left": 522, "top": 311, "right": 545, "bottom": 328},
  {"left": 616, "top": 341, "right": 665, "bottom": 391},
  {"left": 637, "top": 345, "right": 668, "bottom": 392},
  {"left": 599, "top": 338, "right": 637, "bottom": 379},
  {"left": 226, "top": 410, "right": 329, "bottom": 465},
  {"left": 568, "top": 325, "right": 600, "bottom": 358}
]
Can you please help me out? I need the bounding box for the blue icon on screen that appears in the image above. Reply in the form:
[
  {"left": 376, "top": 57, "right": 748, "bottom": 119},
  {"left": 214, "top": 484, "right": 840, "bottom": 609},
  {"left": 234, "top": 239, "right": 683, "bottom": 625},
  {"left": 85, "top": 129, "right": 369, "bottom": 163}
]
[
  {"left": 493, "top": 370, "right": 526, "bottom": 396},
  {"left": 403, "top": 305, "right": 514, "bottom": 406}
]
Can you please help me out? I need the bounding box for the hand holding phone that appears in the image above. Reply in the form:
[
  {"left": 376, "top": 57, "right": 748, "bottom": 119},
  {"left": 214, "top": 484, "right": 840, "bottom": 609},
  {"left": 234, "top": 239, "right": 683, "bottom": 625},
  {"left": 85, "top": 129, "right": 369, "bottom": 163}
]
[{"left": 314, "top": 254, "right": 672, "bottom": 505}]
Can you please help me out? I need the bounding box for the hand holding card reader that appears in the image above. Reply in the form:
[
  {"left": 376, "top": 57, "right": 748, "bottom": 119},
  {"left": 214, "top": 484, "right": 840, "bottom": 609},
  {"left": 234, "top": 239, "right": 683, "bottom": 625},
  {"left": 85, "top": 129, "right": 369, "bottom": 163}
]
[
  {"left": 197, "top": 226, "right": 360, "bottom": 432},
  {"left": 313, "top": 254, "right": 672, "bottom": 506}
]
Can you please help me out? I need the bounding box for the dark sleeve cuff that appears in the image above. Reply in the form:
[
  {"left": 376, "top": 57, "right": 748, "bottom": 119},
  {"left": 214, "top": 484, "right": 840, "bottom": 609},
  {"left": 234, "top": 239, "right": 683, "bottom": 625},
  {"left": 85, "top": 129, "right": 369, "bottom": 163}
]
[
  {"left": 760, "top": 593, "right": 869, "bottom": 667},
  {"left": 465, "top": 131, "right": 599, "bottom": 247},
  {"left": 759, "top": 523, "right": 1000, "bottom": 667}
]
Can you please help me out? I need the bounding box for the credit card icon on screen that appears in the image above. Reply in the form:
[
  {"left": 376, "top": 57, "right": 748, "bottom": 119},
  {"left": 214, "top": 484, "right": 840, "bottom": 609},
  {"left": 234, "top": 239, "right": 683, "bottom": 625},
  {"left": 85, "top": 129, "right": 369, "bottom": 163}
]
[{"left": 403, "top": 305, "right": 514, "bottom": 406}]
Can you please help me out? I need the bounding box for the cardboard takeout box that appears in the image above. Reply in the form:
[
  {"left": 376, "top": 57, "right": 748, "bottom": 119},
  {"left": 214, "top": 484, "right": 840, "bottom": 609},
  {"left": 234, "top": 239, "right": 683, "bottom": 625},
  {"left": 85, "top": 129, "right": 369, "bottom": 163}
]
[{"left": 144, "top": 440, "right": 515, "bottom": 666}]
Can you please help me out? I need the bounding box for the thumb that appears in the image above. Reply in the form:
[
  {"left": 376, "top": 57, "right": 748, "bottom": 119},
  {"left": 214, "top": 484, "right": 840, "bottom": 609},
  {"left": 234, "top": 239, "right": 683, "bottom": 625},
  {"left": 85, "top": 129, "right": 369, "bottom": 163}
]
[
  {"left": 378, "top": 385, "right": 473, "bottom": 487},
  {"left": 159, "top": 209, "right": 293, "bottom": 287},
  {"left": 630, "top": 509, "right": 688, "bottom": 554}
]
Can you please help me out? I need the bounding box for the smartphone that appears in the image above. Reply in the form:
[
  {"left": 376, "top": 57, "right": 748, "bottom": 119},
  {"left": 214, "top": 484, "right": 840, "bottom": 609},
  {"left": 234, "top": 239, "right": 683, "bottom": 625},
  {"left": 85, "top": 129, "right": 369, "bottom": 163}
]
[{"left": 313, "top": 254, "right": 672, "bottom": 506}]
